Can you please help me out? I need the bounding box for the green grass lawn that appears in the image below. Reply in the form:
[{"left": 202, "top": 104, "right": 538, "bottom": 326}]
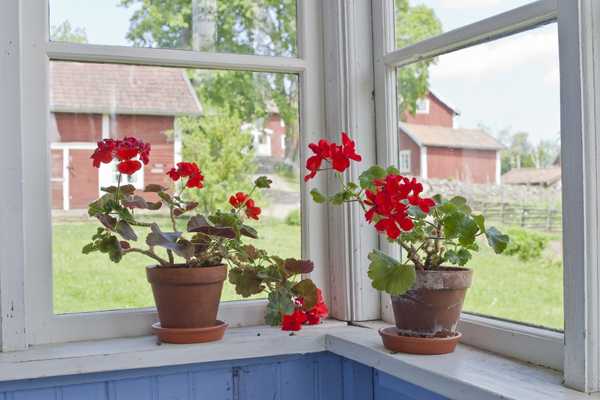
[
  {"left": 53, "top": 217, "right": 563, "bottom": 330},
  {"left": 52, "top": 216, "right": 300, "bottom": 314},
  {"left": 463, "top": 244, "right": 563, "bottom": 330}
]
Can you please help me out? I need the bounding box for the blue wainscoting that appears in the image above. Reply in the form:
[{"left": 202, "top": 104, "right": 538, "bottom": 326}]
[{"left": 0, "top": 352, "right": 446, "bottom": 399}]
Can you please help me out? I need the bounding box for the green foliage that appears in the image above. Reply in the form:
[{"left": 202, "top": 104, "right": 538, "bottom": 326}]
[
  {"left": 50, "top": 20, "right": 88, "bottom": 43},
  {"left": 120, "top": 0, "right": 300, "bottom": 159},
  {"left": 395, "top": 0, "right": 442, "bottom": 117},
  {"left": 179, "top": 114, "right": 256, "bottom": 214},
  {"left": 368, "top": 249, "right": 416, "bottom": 296},
  {"left": 503, "top": 227, "right": 549, "bottom": 261},
  {"left": 228, "top": 244, "right": 317, "bottom": 326},
  {"left": 285, "top": 209, "right": 301, "bottom": 226}
]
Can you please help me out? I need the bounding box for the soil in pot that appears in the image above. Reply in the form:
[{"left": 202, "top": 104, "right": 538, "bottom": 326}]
[
  {"left": 383, "top": 267, "right": 473, "bottom": 355},
  {"left": 146, "top": 264, "right": 227, "bottom": 344}
]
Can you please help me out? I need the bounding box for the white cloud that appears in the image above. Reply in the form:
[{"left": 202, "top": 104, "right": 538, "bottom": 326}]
[{"left": 429, "top": 26, "right": 559, "bottom": 83}]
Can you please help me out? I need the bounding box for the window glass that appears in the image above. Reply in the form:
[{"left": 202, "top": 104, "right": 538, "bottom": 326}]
[
  {"left": 396, "top": 23, "right": 563, "bottom": 330},
  {"left": 394, "top": 0, "right": 536, "bottom": 49},
  {"left": 49, "top": 0, "right": 297, "bottom": 57},
  {"left": 50, "top": 61, "right": 300, "bottom": 314}
]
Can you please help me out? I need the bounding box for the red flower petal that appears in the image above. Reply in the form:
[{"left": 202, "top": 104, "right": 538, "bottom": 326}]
[{"left": 117, "top": 160, "right": 142, "bottom": 175}]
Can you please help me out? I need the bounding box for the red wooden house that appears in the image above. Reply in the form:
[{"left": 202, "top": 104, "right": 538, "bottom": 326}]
[
  {"left": 399, "top": 91, "right": 503, "bottom": 184},
  {"left": 49, "top": 62, "right": 202, "bottom": 210}
]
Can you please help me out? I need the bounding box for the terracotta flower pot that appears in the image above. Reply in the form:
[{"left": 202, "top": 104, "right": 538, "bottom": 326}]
[
  {"left": 381, "top": 267, "right": 472, "bottom": 354},
  {"left": 146, "top": 264, "right": 228, "bottom": 343}
]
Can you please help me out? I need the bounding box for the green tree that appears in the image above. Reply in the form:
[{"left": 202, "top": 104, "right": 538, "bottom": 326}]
[
  {"left": 178, "top": 114, "right": 256, "bottom": 213},
  {"left": 120, "top": 0, "right": 439, "bottom": 158},
  {"left": 120, "top": 0, "right": 299, "bottom": 160},
  {"left": 395, "top": 0, "right": 442, "bottom": 117},
  {"left": 50, "top": 20, "right": 88, "bottom": 43}
]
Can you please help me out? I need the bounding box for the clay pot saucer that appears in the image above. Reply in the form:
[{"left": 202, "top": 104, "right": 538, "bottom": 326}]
[
  {"left": 379, "top": 326, "right": 461, "bottom": 355},
  {"left": 152, "top": 320, "right": 228, "bottom": 344}
]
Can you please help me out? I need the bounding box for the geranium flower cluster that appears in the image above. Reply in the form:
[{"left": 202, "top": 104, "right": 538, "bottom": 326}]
[
  {"left": 282, "top": 289, "right": 329, "bottom": 331},
  {"left": 167, "top": 162, "right": 205, "bottom": 189},
  {"left": 365, "top": 175, "right": 435, "bottom": 240},
  {"left": 304, "top": 132, "right": 362, "bottom": 181},
  {"left": 229, "top": 192, "right": 261, "bottom": 220},
  {"left": 91, "top": 137, "right": 151, "bottom": 175}
]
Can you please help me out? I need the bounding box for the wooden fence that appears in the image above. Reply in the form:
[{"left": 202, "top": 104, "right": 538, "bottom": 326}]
[{"left": 471, "top": 201, "right": 562, "bottom": 232}]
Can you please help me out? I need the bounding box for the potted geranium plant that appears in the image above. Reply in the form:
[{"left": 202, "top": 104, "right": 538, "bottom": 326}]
[
  {"left": 305, "top": 133, "right": 509, "bottom": 354},
  {"left": 82, "top": 137, "right": 325, "bottom": 343}
]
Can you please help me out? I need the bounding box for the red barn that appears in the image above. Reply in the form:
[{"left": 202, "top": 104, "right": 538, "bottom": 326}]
[
  {"left": 49, "top": 62, "right": 201, "bottom": 210},
  {"left": 399, "top": 91, "right": 503, "bottom": 184}
]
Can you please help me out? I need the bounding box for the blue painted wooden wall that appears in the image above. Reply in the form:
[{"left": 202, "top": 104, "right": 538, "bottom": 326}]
[{"left": 0, "top": 352, "right": 446, "bottom": 399}]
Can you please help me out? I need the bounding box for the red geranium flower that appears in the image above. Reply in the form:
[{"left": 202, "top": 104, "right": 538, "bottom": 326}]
[
  {"left": 91, "top": 137, "right": 151, "bottom": 169},
  {"left": 304, "top": 289, "right": 328, "bottom": 325},
  {"left": 364, "top": 174, "right": 434, "bottom": 240},
  {"left": 282, "top": 309, "right": 308, "bottom": 331},
  {"left": 117, "top": 159, "right": 142, "bottom": 175},
  {"left": 244, "top": 199, "right": 261, "bottom": 220},
  {"left": 91, "top": 139, "right": 117, "bottom": 168},
  {"left": 229, "top": 192, "right": 261, "bottom": 220},
  {"left": 304, "top": 132, "right": 362, "bottom": 181},
  {"left": 229, "top": 192, "right": 249, "bottom": 208},
  {"left": 166, "top": 162, "right": 204, "bottom": 189}
]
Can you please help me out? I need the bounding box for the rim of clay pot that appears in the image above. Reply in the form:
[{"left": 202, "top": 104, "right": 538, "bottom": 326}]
[
  {"left": 411, "top": 266, "right": 473, "bottom": 290},
  {"left": 152, "top": 320, "right": 228, "bottom": 344},
  {"left": 379, "top": 326, "right": 462, "bottom": 355},
  {"left": 146, "top": 264, "right": 227, "bottom": 285}
]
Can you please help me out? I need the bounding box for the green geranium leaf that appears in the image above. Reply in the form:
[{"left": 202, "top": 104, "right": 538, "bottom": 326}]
[
  {"left": 229, "top": 267, "right": 265, "bottom": 297},
  {"left": 386, "top": 166, "right": 400, "bottom": 175},
  {"left": 254, "top": 176, "right": 273, "bottom": 189},
  {"left": 458, "top": 218, "right": 479, "bottom": 246},
  {"left": 367, "top": 249, "right": 416, "bottom": 296},
  {"left": 456, "top": 248, "right": 472, "bottom": 266},
  {"left": 359, "top": 165, "right": 386, "bottom": 190},
  {"left": 473, "top": 214, "right": 485, "bottom": 233},
  {"left": 329, "top": 191, "right": 346, "bottom": 205},
  {"left": 292, "top": 279, "right": 318, "bottom": 310},
  {"left": 265, "top": 289, "right": 295, "bottom": 326},
  {"left": 115, "top": 220, "right": 137, "bottom": 241},
  {"left": 310, "top": 188, "right": 327, "bottom": 204},
  {"left": 486, "top": 226, "right": 510, "bottom": 254}
]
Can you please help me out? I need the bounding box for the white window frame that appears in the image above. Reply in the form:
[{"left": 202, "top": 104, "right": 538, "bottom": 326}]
[
  {"left": 398, "top": 150, "right": 411, "bottom": 173},
  {"left": 373, "top": 0, "right": 600, "bottom": 393},
  {"left": 0, "top": 0, "right": 328, "bottom": 348}
]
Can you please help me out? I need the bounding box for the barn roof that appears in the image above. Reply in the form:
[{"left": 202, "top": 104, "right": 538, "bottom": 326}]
[
  {"left": 49, "top": 62, "right": 202, "bottom": 116},
  {"left": 502, "top": 167, "right": 561, "bottom": 186},
  {"left": 399, "top": 122, "right": 504, "bottom": 151}
]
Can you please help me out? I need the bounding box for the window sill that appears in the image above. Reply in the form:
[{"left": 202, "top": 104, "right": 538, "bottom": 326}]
[{"left": 0, "top": 320, "right": 595, "bottom": 399}]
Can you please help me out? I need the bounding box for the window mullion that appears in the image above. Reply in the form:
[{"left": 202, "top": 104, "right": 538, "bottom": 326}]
[
  {"left": 559, "top": 0, "right": 600, "bottom": 392},
  {"left": 372, "top": 0, "right": 400, "bottom": 323},
  {"left": 321, "top": 0, "right": 380, "bottom": 322},
  {"left": 0, "top": 0, "right": 27, "bottom": 352}
]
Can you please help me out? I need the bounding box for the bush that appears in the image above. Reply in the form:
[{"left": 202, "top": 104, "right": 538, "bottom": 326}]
[
  {"left": 504, "top": 227, "right": 549, "bottom": 261},
  {"left": 285, "top": 209, "right": 301, "bottom": 226},
  {"left": 178, "top": 114, "right": 257, "bottom": 214}
]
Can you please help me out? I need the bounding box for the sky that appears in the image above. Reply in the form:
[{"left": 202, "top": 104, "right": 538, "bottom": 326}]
[{"left": 50, "top": 0, "right": 560, "bottom": 144}]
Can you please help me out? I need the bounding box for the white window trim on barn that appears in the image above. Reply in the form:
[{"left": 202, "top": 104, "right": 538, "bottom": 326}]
[
  {"left": 415, "top": 98, "right": 430, "bottom": 114},
  {"left": 398, "top": 150, "right": 411, "bottom": 173}
]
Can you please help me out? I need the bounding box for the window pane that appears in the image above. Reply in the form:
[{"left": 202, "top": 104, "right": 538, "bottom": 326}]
[
  {"left": 49, "top": 0, "right": 297, "bottom": 57},
  {"left": 396, "top": 23, "right": 562, "bottom": 330},
  {"left": 50, "top": 61, "right": 300, "bottom": 314},
  {"left": 394, "top": 0, "right": 536, "bottom": 49}
]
